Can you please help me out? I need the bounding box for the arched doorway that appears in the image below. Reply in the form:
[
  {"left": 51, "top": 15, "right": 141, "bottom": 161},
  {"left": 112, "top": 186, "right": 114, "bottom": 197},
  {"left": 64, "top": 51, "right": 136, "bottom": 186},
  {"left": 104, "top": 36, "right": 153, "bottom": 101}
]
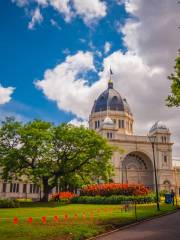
[{"left": 122, "top": 151, "right": 153, "bottom": 188}]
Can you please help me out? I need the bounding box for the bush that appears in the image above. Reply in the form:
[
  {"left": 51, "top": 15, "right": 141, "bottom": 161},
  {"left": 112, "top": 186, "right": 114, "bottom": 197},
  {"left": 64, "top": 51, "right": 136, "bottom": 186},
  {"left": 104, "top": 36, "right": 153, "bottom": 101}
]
[
  {"left": 0, "top": 199, "right": 20, "bottom": 208},
  {"left": 71, "top": 194, "right": 156, "bottom": 204},
  {"left": 81, "top": 183, "right": 150, "bottom": 197},
  {"left": 16, "top": 198, "right": 32, "bottom": 202}
]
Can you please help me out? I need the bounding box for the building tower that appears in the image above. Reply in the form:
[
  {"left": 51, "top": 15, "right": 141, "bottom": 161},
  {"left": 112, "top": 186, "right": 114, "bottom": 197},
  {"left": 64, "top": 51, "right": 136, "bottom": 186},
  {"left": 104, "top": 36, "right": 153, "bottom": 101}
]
[{"left": 89, "top": 72, "right": 133, "bottom": 139}]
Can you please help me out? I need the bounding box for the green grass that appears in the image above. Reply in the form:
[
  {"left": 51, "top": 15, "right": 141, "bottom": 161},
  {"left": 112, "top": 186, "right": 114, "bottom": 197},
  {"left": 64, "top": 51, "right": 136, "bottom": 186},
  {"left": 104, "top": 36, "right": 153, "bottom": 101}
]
[{"left": 0, "top": 203, "right": 177, "bottom": 240}]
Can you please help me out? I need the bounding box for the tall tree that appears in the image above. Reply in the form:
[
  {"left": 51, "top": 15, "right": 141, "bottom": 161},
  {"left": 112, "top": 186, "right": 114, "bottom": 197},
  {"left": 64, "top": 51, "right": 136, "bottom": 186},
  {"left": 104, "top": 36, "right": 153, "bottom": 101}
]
[
  {"left": 0, "top": 117, "right": 22, "bottom": 180},
  {"left": 0, "top": 119, "right": 114, "bottom": 202},
  {"left": 166, "top": 50, "right": 180, "bottom": 107}
]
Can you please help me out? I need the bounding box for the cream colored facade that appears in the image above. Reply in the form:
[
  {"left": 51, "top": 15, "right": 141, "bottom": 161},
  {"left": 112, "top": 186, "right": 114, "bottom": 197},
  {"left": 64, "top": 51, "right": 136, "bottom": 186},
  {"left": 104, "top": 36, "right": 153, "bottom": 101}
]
[{"left": 89, "top": 79, "right": 180, "bottom": 195}]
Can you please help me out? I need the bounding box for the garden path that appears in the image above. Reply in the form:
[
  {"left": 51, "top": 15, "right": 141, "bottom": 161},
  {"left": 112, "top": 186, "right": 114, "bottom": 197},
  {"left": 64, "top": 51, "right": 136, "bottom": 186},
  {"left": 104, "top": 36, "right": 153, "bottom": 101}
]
[{"left": 95, "top": 210, "right": 180, "bottom": 240}]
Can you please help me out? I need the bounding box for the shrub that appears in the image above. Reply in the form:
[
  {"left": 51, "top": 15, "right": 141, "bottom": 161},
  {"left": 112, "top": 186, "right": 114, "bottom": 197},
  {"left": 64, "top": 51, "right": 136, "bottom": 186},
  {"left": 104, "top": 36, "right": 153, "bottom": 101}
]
[
  {"left": 51, "top": 192, "right": 76, "bottom": 202},
  {"left": 81, "top": 183, "right": 149, "bottom": 197},
  {"left": 71, "top": 194, "right": 156, "bottom": 204},
  {"left": 0, "top": 199, "right": 20, "bottom": 208},
  {"left": 16, "top": 198, "right": 32, "bottom": 202}
]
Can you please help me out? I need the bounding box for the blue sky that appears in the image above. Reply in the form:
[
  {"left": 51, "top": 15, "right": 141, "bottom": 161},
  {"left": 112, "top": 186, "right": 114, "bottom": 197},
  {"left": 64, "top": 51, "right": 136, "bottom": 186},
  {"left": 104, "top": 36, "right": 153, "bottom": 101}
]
[
  {"left": 0, "top": 0, "right": 128, "bottom": 124},
  {"left": 0, "top": 0, "right": 180, "bottom": 155}
]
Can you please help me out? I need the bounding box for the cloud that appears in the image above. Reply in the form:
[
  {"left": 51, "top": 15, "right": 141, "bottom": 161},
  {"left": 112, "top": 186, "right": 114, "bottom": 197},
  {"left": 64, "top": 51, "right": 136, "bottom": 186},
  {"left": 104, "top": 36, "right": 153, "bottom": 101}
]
[
  {"left": 28, "top": 8, "right": 43, "bottom": 30},
  {"left": 72, "top": 0, "right": 107, "bottom": 25},
  {"left": 104, "top": 41, "right": 111, "bottom": 54},
  {"left": 0, "top": 84, "right": 14, "bottom": 105},
  {"left": 49, "top": 0, "right": 73, "bottom": 22},
  {"left": 68, "top": 118, "right": 88, "bottom": 127},
  {"left": 12, "top": 0, "right": 107, "bottom": 27},
  {"left": 11, "top": 0, "right": 29, "bottom": 7},
  {"left": 35, "top": 51, "right": 106, "bottom": 119},
  {"left": 50, "top": 18, "right": 61, "bottom": 30}
]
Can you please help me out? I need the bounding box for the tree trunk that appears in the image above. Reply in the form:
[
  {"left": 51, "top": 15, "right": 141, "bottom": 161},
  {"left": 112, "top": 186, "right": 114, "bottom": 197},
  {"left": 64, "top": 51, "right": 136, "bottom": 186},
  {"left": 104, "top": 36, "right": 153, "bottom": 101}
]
[{"left": 41, "top": 177, "right": 50, "bottom": 202}]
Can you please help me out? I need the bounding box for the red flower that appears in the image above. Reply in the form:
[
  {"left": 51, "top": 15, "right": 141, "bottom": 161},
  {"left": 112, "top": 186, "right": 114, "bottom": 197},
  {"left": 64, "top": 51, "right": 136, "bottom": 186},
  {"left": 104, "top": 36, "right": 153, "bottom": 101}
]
[
  {"left": 51, "top": 191, "right": 76, "bottom": 200},
  {"left": 81, "top": 183, "right": 149, "bottom": 196}
]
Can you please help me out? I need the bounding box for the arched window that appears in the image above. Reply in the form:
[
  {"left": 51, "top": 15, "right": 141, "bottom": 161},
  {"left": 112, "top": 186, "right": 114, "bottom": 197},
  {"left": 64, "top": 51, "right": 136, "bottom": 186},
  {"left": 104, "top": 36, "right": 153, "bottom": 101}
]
[{"left": 112, "top": 96, "right": 118, "bottom": 101}]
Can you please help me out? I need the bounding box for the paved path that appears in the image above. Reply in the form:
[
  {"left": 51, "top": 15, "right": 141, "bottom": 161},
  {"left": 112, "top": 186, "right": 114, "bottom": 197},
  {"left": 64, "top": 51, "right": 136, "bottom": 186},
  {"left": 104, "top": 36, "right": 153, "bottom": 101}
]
[{"left": 96, "top": 211, "right": 180, "bottom": 240}]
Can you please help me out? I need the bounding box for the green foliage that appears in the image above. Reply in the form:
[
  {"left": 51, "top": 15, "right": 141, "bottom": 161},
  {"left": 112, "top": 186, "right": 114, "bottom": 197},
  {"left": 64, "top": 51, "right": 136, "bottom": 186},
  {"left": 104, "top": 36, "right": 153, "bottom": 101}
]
[
  {"left": 0, "top": 118, "right": 114, "bottom": 201},
  {"left": 71, "top": 194, "right": 156, "bottom": 204},
  {"left": 159, "top": 189, "right": 169, "bottom": 196},
  {"left": 166, "top": 49, "right": 180, "bottom": 107},
  {"left": 0, "top": 198, "right": 20, "bottom": 208},
  {"left": 15, "top": 198, "right": 32, "bottom": 203}
]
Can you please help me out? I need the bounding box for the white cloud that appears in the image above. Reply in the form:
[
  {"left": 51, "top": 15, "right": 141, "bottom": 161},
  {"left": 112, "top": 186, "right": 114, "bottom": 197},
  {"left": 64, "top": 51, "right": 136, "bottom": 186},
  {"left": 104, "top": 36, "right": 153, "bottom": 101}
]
[
  {"left": 50, "top": 18, "right": 61, "bottom": 30},
  {"left": 72, "top": 0, "right": 107, "bottom": 25},
  {"left": 35, "top": 51, "right": 106, "bottom": 119},
  {"left": 49, "top": 0, "right": 73, "bottom": 22},
  {"left": 0, "top": 84, "right": 14, "bottom": 105},
  {"left": 104, "top": 41, "right": 111, "bottom": 54},
  {"left": 68, "top": 118, "right": 88, "bottom": 127},
  {"left": 11, "top": 0, "right": 29, "bottom": 7},
  {"left": 12, "top": 0, "right": 107, "bottom": 27},
  {"left": 28, "top": 8, "right": 43, "bottom": 30}
]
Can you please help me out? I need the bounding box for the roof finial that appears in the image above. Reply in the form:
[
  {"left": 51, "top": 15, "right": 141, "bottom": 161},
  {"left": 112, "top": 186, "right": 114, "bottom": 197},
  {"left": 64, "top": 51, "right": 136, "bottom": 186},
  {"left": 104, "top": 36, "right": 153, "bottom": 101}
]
[{"left": 108, "top": 67, "right": 113, "bottom": 89}]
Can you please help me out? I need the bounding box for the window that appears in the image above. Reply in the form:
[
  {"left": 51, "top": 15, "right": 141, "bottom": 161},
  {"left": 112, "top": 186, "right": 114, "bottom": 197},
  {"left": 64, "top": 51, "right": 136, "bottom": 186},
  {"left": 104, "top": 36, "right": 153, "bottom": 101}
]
[
  {"left": 2, "top": 183, "right": 7, "bottom": 193},
  {"left": 107, "top": 132, "right": 112, "bottom": 139},
  {"left": 23, "top": 184, "right": 27, "bottom": 193},
  {"left": 118, "top": 120, "right": 124, "bottom": 128},
  {"left": 10, "top": 183, "right": 19, "bottom": 193},
  {"left": 95, "top": 120, "right": 100, "bottom": 129},
  {"left": 161, "top": 136, "right": 167, "bottom": 143},
  {"left": 164, "top": 155, "right": 168, "bottom": 164},
  {"left": 30, "top": 184, "right": 39, "bottom": 194}
]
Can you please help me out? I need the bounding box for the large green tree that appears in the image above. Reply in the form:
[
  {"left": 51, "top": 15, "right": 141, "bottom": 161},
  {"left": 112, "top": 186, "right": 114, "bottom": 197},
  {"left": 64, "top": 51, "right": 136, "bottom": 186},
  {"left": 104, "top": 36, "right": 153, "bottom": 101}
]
[
  {"left": 166, "top": 50, "right": 180, "bottom": 107},
  {"left": 0, "top": 118, "right": 114, "bottom": 202}
]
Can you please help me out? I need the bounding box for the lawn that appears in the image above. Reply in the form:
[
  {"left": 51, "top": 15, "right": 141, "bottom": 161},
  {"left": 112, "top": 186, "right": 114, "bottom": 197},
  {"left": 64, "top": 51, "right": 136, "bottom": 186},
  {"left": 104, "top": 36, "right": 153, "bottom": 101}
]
[{"left": 0, "top": 203, "right": 177, "bottom": 240}]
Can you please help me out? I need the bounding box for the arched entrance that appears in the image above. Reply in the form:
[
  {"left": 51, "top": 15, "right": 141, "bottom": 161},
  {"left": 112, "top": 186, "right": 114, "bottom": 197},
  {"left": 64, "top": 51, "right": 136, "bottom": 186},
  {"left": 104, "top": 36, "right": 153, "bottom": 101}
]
[{"left": 122, "top": 151, "right": 153, "bottom": 188}]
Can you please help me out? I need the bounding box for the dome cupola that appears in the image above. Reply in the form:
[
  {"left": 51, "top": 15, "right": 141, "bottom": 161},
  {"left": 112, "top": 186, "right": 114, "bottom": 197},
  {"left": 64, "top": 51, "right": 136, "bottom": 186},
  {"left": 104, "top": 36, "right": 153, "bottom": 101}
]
[
  {"left": 89, "top": 69, "right": 134, "bottom": 136},
  {"left": 91, "top": 79, "right": 132, "bottom": 115},
  {"left": 149, "top": 121, "right": 169, "bottom": 133}
]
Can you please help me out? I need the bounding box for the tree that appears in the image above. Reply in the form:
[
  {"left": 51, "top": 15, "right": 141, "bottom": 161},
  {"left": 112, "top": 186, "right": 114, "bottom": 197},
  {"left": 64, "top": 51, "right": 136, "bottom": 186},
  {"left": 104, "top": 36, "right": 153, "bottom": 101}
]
[
  {"left": 40, "top": 124, "right": 114, "bottom": 201},
  {"left": 0, "top": 119, "right": 114, "bottom": 202},
  {"left": 0, "top": 117, "right": 22, "bottom": 180},
  {"left": 0, "top": 118, "right": 53, "bottom": 200},
  {"left": 166, "top": 49, "right": 180, "bottom": 107}
]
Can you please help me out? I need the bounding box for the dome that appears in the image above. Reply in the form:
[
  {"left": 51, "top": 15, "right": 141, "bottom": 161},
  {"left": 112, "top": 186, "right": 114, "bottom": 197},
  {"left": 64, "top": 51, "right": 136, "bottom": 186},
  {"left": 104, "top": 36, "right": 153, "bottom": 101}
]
[
  {"left": 91, "top": 81, "right": 132, "bottom": 115},
  {"left": 103, "top": 116, "right": 114, "bottom": 125},
  {"left": 149, "top": 121, "right": 169, "bottom": 133}
]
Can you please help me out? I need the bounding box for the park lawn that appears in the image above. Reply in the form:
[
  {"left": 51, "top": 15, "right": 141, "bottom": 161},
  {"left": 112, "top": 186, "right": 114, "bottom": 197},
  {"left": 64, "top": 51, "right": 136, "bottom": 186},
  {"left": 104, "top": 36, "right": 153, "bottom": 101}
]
[{"left": 0, "top": 203, "right": 176, "bottom": 240}]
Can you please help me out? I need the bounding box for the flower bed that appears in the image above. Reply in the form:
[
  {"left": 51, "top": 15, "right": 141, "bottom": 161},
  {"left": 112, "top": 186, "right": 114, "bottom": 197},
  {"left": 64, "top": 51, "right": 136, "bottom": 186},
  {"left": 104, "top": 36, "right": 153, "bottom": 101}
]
[{"left": 81, "top": 183, "right": 149, "bottom": 197}]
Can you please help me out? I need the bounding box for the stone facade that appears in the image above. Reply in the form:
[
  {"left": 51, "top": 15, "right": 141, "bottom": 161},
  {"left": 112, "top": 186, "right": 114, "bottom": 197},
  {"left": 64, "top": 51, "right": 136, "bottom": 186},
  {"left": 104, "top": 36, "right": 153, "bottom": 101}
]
[{"left": 89, "top": 79, "right": 180, "bottom": 195}]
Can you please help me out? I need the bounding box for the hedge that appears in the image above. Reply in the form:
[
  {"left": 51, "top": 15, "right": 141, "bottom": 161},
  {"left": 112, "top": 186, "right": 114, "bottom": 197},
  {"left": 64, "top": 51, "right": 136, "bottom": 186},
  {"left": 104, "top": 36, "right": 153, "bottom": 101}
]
[
  {"left": 71, "top": 194, "right": 156, "bottom": 204},
  {"left": 0, "top": 199, "right": 20, "bottom": 208}
]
